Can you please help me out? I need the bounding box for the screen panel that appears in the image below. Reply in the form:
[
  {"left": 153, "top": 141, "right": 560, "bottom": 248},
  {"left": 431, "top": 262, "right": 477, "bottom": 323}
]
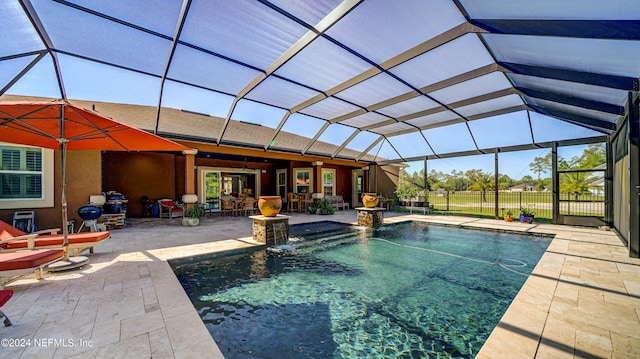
[
  {"left": 169, "top": 44, "right": 261, "bottom": 95},
  {"left": 0, "top": 1, "right": 44, "bottom": 57},
  {"left": 388, "top": 132, "right": 434, "bottom": 158},
  {"left": 300, "top": 97, "right": 361, "bottom": 120},
  {"left": 246, "top": 76, "right": 320, "bottom": 110},
  {"left": 180, "top": 0, "right": 308, "bottom": 70},
  {"left": 162, "top": 80, "right": 235, "bottom": 118},
  {"left": 60, "top": 55, "right": 161, "bottom": 106},
  {"left": 33, "top": 0, "right": 171, "bottom": 75},
  {"left": 274, "top": 37, "right": 372, "bottom": 92},
  {"left": 340, "top": 112, "right": 391, "bottom": 128},
  {"left": 6, "top": 54, "right": 62, "bottom": 98},
  {"left": 326, "top": 0, "right": 465, "bottom": 63},
  {"left": 468, "top": 111, "right": 534, "bottom": 149},
  {"left": 530, "top": 112, "right": 604, "bottom": 143},
  {"left": 390, "top": 34, "right": 495, "bottom": 89},
  {"left": 422, "top": 123, "right": 476, "bottom": 154}
]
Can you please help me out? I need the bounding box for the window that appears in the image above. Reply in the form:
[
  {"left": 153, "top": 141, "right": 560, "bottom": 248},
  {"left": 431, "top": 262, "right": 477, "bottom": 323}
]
[
  {"left": 276, "top": 169, "right": 287, "bottom": 200},
  {"left": 0, "top": 143, "right": 54, "bottom": 208},
  {"left": 294, "top": 168, "right": 312, "bottom": 194},
  {"left": 1, "top": 145, "right": 43, "bottom": 199},
  {"left": 322, "top": 169, "right": 336, "bottom": 197}
]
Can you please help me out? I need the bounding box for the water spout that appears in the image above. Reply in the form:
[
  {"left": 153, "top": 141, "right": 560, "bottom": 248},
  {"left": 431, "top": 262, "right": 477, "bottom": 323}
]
[{"left": 272, "top": 221, "right": 288, "bottom": 245}]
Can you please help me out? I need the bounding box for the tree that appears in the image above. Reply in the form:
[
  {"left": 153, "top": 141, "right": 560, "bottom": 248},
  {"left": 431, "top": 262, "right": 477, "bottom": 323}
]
[
  {"left": 569, "top": 143, "right": 606, "bottom": 169},
  {"left": 426, "top": 169, "right": 445, "bottom": 191},
  {"left": 560, "top": 172, "right": 593, "bottom": 200},
  {"left": 529, "top": 152, "right": 552, "bottom": 181},
  {"left": 558, "top": 144, "right": 605, "bottom": 199},
  {"left": 396, "top": 168, "right": 424, "bottom": 201},
  {"left": 521, "top": 175, "right": 534, "bottom": 183},
  {"left": 498, "top": 174, "right": 514, "bottom": 190},
  {"left": 466, "top": 169, "right": 494, "bottom": 202}
]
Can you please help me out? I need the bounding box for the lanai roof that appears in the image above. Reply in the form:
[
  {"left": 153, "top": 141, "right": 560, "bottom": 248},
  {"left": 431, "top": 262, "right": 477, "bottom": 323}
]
[{"left": 1, "top": 0, "right": 638, "bottom": 163}]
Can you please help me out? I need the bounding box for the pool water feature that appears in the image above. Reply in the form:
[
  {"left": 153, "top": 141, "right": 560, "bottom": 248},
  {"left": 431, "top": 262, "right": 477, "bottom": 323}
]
[{"left": 170, "top": 221, "right": 551, "bottom": 358}]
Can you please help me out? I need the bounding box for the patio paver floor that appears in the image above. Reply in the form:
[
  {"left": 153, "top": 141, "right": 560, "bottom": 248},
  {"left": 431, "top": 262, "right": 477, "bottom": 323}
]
[{"left": 1, "top": 211, "right": 638, "bottom": 358}]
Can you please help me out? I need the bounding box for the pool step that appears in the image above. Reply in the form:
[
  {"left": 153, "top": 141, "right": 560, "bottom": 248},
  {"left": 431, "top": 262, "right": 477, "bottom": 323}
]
[
  {"left": 289, "top": 224, "right": 354, "bottom": 240},
  {"left": 289, "top": 228, "right": 355, "bottom": 243},
  {"left": 291, "top": 231, "right": 355, "bottom": 248},
  {"left": 293, "top": 233, "right": 359, "bottom": 254}
]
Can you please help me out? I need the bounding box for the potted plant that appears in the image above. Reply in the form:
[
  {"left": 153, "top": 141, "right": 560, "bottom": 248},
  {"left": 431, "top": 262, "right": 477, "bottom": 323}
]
[
  {"left": 519, "top": 206, "right": 535, "bottom": 224},
  {"left": 182, "top": 202, "right": 204, "bottom": 226},
  {"left": 394, "top": 184, "right": 419, "bottom": 207},
  {"left": 307, "top": 204, "right": 317, "bottom": 214},
  {"left": 503, "top": 209, "right": 513, "bottom": 222},
  {"left": 389, "top": 197, "right": 398, "bottom": 209},
  {"left": 316, "top": 198, "right": 336, "bottom": 215},
  {"left": 413, "top": 190, "right": 427, "bottom": 207}
]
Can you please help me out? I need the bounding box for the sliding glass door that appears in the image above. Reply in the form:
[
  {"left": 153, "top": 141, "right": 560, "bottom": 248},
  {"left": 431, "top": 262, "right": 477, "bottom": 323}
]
[
  {"left": 198, "top": 167, "right": 261, "bottom": 212},
  {"left": 204, "top": 172, "right": 221, "bottom": 210}
]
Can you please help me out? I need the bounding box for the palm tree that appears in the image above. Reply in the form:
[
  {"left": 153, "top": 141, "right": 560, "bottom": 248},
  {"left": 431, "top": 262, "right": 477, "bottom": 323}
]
[
  {"left": 466, "top": 170, "right": 494, "bottom": 202},
  {"left": 560, "top": 172, "right": 592, "bottom": 200}
]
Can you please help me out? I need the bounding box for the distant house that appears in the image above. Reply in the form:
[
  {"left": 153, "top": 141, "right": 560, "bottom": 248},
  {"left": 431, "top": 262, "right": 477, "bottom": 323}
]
[
  {"left": 587, "top": 164, "right": 606, "bottom": 196},
  {"left": 510, "top": 183, "right": 535, "bottom": 192}
]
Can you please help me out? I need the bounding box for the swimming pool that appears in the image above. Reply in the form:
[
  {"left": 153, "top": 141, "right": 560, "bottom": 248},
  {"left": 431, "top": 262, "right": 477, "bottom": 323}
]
[{"left": 170, "top": 221, "right": 551, "bottom": 358}]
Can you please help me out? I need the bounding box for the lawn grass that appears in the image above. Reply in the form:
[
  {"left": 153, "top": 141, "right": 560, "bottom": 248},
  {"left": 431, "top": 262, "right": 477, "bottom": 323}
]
[{"left": 395, "top": 191, "right": 606, "bottom": 220}]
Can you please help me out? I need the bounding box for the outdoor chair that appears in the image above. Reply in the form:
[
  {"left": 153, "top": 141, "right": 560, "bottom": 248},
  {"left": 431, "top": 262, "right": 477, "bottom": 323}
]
[
  {"left": 287, "top": 193, "right": 300, "bottom": 212},
  {"left": 240, "top": 198, "right": 257, "bottom": 216},
  {"left": 158, "top": 199, "right": 184, "bottom": 219},
  {"left": 329, "top": 195, "right": 349, "bottom": 210},
  {"left": 13, "top": 211, "right": 37, "bottom": 233},
  {"left": 0, "top": 249, "right": 64, "bottom": 289},
  {"left": 0, "top": 220, "right": 110, "bottom": 256},
  {"left": 221, "top": 199, "right": 237, "bottom": 216}
]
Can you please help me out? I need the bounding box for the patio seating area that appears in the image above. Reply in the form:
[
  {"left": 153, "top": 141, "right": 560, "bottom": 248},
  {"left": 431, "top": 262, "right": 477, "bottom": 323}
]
[
  {"left": 0, "top": 212, "right": 638, "bottom": 358},
  {"left": 219, "top": 197, "right": 258, "bottom": 217}
]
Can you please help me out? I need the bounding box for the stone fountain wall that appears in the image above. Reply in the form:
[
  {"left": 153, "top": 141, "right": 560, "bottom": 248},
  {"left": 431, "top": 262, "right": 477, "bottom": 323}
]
[
  {"left": 356, "top": 207, "right": 385, "bottom": 228},
  {"left": 251, "top": 215, "right": 290, "bottom": 245}
]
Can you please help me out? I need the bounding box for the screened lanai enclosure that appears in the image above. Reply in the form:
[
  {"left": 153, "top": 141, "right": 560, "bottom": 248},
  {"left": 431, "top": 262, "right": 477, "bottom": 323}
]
[{"left": 1, "top": 0, "right": 639, "bottom": 256}]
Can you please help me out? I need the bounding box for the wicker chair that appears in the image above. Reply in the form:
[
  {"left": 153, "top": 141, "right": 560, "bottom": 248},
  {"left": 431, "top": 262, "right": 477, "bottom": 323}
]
[
  {"left": 221, "top": 199, "right": 237, "bottom": 216},
  {"left": 239, "top": 198, "right": 257, "bottom": 216}
]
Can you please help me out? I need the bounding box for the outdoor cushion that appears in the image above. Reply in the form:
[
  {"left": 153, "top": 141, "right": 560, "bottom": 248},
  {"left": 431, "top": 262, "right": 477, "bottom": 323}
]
[
  {"left": 158, "top": 200, "right": 181, "bottom": 211},
  {"left": 0, "top": 289, "right": 11, "bottom": 306},
  {"left": 0, "top": 249, "right": 64, "bottom": 271},
  {"left": 0, "top": 288, "right": 12, "bottom": 326},
  {"left": 0, "top": 222, "right": 25, "bottom": 240},
  {"left": 158, "top": 199, "right": 184, "bottom": 219}
]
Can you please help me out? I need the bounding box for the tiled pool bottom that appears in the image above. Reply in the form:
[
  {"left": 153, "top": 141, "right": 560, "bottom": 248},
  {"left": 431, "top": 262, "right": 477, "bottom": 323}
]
[{"left": 170, "top": 221, "right": 552, "bottom": 358}]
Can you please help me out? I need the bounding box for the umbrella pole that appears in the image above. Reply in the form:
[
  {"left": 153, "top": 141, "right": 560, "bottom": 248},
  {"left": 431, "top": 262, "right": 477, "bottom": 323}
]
[
  {"left": 49, "top": 140, "right": 88, "bottom": 272},
  {"left": 48, "top": 104, "right": 89, "bottom": 272},
  {"left": 59, "top": 104, "right": 70, "bottom": 260},
  {"left": 60, "top": 140, "right": 70, "bottom": 261}
]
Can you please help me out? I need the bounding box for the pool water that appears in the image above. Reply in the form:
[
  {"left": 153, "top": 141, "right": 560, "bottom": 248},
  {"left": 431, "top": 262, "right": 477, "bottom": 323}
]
[{"left": 170, "top": 221, "right": 551, "bottom": 358}]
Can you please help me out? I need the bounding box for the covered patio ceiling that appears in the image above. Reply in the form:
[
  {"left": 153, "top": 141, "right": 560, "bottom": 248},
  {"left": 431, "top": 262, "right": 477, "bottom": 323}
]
[{"left": 1, "top": 0, "right": 638, "bottom": 164}]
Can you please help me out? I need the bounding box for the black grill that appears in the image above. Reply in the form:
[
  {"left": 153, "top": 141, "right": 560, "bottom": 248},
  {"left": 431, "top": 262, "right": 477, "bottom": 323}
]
[{"left": 103, "top": 191, "right": 127, "bottom": 214}]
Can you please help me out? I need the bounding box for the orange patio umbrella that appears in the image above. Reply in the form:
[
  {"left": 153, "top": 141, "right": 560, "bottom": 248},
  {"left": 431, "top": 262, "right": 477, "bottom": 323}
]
[{"left": 0, "top": 100, "right": 188, "bottom": 262}]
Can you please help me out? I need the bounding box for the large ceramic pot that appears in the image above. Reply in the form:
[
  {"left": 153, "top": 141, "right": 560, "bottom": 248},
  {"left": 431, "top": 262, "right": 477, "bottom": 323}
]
[
  {"left": 362, "top": 193, "right": 379, "bottom": 208},
  {"left": 519, "top": 214, "right": 534, "bottom": 224},
  {"left": 258, "top": 196, "right": 282, "bottom": 217}
]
